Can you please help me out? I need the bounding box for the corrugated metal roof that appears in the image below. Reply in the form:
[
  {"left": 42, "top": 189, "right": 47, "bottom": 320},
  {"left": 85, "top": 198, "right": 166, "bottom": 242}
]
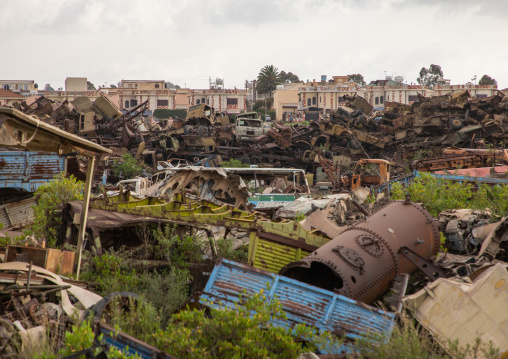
[
  {"left": 200, "top": 259, "right": 396, "bottom": 354},
  {"left": 0, "top": 197, "right": 36, "bottom": 228}
]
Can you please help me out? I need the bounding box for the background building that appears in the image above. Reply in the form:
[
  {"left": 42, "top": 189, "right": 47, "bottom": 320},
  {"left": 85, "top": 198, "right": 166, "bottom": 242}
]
[
  {"left": 273, "top": 82, "right": 303, "bottom": 121},
  {"left": 0, "top": 89, "right": 25, "bottom": 106},
  {"left": 0, "top": 80, "right": 37, "bottom": 96},
  {"left": 65, "top": 77, "right": 87, "bottom": 92}
]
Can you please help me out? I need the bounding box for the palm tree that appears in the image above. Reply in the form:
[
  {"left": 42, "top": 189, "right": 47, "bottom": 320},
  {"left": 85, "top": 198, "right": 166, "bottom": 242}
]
[{"left": 256, "top": 65, "right": 283, "bottom": 98}]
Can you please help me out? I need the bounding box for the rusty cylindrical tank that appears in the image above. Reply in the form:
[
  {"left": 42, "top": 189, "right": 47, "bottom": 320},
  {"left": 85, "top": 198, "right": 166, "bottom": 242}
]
[{"left": 279, "top": 199, "right": 440, "bottom": 304}]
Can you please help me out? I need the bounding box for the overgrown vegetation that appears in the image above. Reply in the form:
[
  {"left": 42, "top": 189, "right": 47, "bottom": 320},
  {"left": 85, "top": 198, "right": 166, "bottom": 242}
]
[
  {"left": 390, "top": 171, "right": 508, "bottom": 217},
  {"left": 81, "top": 224, "right": 247, "bottom": 324},
  {"left": 356, "top": 315, "right": 499, "bottom": 359},
  {"left": 31, "top": 173, "right": 83, "bottom": 247},
  {"left": 220, "top": 158, "right": 250, "bottom": 168},
  {"left": 108, "top": 290, "right": 343, "bottom": 359},
  {"left": 111, "top": 153, "right": 144, "bottom": 179}
]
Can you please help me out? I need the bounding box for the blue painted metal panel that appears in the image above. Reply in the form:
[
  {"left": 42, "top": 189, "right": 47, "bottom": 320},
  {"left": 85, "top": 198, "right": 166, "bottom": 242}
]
[
  {"left": 99, "top": 324, "right": 176, "bottom": 359},
  {"left": 0, "top": 151, "right": 66, "bottom": 192},
  {"left": 200, "top": 259, "right": 396, "bottom": 354}
]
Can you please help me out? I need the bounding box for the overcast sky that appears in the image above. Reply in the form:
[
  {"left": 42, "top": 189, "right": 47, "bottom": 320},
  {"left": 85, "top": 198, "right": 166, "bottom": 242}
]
[{"left": 1, "top": 0, "right": 507, "bottom": 90}]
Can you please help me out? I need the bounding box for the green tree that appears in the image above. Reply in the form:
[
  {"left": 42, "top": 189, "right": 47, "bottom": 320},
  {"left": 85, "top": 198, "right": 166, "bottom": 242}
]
[
  {"left": 348, "top": 74, "right": 366, "bottom": 86},
  {"left": 417, "top": 64, "right": 444, "bottom": 87},
  {"left": 256, "top": 65, "right": 283, "bottom": 97},
  {"left": 87, "top": 81, "right": 96, "bottom": 90},
  {"left": 151, "top": 290, "right": 342, "bottom": 358},
  {"left": 31, "top": 173, "right": 83, "bottom": 247},
  {"left": 111, "top": 153, "right": 144, "bottom": 179},
  {"left": 279, "top": 71, "right": 300, "bottom": 84},
  {"left": 221, "top": 159, "right": 250, "bottom": 168},
  {"left": 479, "top": 74, "right": 497, "bottom": 86}
]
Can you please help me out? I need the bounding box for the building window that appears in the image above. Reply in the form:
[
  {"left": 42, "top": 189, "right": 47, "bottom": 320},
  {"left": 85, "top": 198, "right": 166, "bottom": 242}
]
[
  {"left": 130, "top": 99, "right": 138, "bottom": 107},
  {"left": 380, "top": 96, "right": 384, "bottom": 104},
  {"left": 134, "top": 84, "right": 138, "bottom": 88},
  {"left": 197, "top": 99, "right": 201, "bottom": 104},
  {"left": 155, "top": 84, "right": 160, "bottom": 88},
  {"left": 375, "top": 97, "right": 379, "bottom": 105},
  {"left": 128, "top": 84, "right": 132, "bottom": 88},
  {"left": 320, "top": 96, "right": 322, "bottom": 103},
  {"left": 125, "top": 100, "right": 129, "bottom": 108},
  {"left": 408, "top": 95, "right": 419, "bottom": 102},
  {"left": 387, "top": 95, "right": 389, "bottom": 101},
  {"left": 227, "top": 98, "right": 238, "bottom": 105},
  {"left": 157, "top": 100, "right": 169, "bottom": 106},
  {"left": 307, "top": 98, "right": 311, "bottom": 106},
  {"left": 312, "top": 97, "right": 316, "bottom": 105},
  {"left": 202, "top": 98, "right": 205, "bottom": 104}
]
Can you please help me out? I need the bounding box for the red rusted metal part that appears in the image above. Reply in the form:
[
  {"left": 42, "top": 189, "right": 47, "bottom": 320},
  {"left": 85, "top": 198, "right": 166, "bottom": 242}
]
[
  {"left": 279, "top": 199, "right": 440, "bottom": 304},
  {"left": 433, "top": 165, "right": 508, "bottom": 178}
]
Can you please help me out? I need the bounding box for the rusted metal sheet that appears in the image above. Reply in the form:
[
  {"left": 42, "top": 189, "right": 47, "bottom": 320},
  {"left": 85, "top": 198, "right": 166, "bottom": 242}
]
[
  {"left": 82, "top": 195, "right": 331, "bottom": 271},
  {"left": 0, "top": 151, "right": 66, "bottom": 192},
  {"left": 200, "top": 259, "right": 396, "bottom": 354},
  {"left": 433, "top": 165, "right": 508, "bottom": 178},
  {"left": 404, "top": 264, "right": 508, "bottom": 356},
  {"left": 250, "top": 237, "right": 311, "bottom": 273},
  {"left": 5, "top": 245, "right": 76, "bottom": 276},
  {"left": 300, "top": 209, "right": 346, "bottom": 239},
  {"left": 280, "top": 199, "right": 440, "bottom": 304},
  {"left": 0, "top": 197, "right": 36, "bottom": 228}
]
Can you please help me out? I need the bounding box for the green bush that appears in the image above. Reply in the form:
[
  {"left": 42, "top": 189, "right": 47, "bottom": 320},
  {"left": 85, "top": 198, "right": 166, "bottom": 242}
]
[
  {"left": 111, "top": 153, "right": 144, "bottom": 179},
  {"left": 220, "top": 159, "right": 250, "bottom": 168},
  {"left": 153, "top": 225, "right": 208, "bottom": 267},
  {"left": 82, "top": 247, "right": 191, "bottom": 322},
  {"left": 216, "top": 238, "right": 248, "bottom": 263},
  {"left": 150, "top": 290, "right": 342, "bottom": 359},
  {"left": 31, "top": 173, "right": 83, "bottom": 247},
  {"left": 390, "top": 171, "right": 508, "bottom": 217},
  {"left": 355, "top": 314, "right": 499, "bottom": 359}
]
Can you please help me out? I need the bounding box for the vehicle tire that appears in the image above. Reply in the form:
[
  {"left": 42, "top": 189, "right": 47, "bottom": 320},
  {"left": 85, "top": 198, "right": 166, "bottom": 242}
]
[
  {"left": 198, "top": 126, "right": 209, "bottom": 137},
  {"left": 238, "top": 156, "right": 251, "bottom": 165},
  {"left": 347, "top": 139, "right": 361, "bottom": 149},
  {"left": 86, "top": 291, "right": 139, "bottom": 322},
  {"left": 449, "top": 118, "right": 464, "bottom": 131},
  {"left": 184, "top": 125, "right": 191, "bottom": 135}
]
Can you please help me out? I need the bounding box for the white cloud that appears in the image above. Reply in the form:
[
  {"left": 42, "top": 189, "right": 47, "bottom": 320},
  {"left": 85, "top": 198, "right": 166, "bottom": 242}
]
[{"left": 1, "top": 0, "right": 506, "bottom": 90}]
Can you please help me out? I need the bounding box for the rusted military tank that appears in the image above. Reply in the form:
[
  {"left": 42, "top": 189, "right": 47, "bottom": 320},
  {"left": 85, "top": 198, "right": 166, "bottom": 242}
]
[{"left": 279, "top": 199, "right": 440, "bottom": 304}]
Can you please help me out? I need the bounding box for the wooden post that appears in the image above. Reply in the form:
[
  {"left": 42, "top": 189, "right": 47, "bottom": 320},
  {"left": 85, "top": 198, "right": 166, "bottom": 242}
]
[{"left": 76, "top": 154, "right": 95, "bottom": 280}]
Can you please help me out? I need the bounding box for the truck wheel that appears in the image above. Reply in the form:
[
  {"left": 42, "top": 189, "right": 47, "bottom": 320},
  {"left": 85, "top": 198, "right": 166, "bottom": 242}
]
[
  {"left": 449, "top": 118, "right": 464, "bottom": 131},
  {"left": 198, "top": 126, "right": 209, "bottom": 137},
  {"left": 184, "top": 125, "right": 191, "bottom": 135},
  {"left": 238, "top": 156, "right": 251, "bottom": 164},
  {"left": 347, "top": 139, "right": 361, "bottom": 149}
]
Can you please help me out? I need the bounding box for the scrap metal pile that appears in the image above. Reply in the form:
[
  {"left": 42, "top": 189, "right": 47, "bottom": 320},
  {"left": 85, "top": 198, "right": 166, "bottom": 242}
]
[{"left": 9, "top": 91, "right": 508, "bottom": 176}]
